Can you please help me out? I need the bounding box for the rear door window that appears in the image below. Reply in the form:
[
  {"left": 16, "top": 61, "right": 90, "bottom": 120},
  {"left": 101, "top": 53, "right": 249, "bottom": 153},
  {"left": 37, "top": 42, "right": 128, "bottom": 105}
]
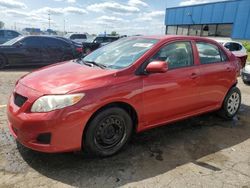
[
  {"left": 43, "top": 38, "right": 70, "bottom": 48},
  {"left": 21, "top": 37, "right": 42, "bottom": 48},
  {"left": 196, "top": 42, "right": 223, "bottom": 64}
]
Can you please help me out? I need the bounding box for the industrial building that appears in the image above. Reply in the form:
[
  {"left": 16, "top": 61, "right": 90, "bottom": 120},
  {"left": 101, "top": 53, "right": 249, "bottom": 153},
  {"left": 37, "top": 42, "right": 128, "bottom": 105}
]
[{"left": 165, "top": 0, "right": 250, "bottom": 40}]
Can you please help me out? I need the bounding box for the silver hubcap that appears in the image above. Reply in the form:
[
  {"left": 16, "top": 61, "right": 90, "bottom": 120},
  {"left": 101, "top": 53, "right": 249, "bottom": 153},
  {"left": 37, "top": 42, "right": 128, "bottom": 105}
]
[{"left": 227, "top": 92, "right": 240, "bottom": 115}]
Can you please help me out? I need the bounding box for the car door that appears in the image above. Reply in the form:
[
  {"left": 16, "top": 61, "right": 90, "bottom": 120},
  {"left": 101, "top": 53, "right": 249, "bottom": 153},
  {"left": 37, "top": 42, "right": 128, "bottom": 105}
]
[
  {"left": 0, "top": 30, "right": 5, "bottom": 44},
  {"left": 195, "top": 41, "right": 233, "bottom": 109},
  {"left": 43, "top": 38, "right": 67, "bottom": 64},
  {"left": 142, "top": 41, "right": 200, "bottom": 126},
  {"left": 11, "top": 37, "right": 44, "bottom": 65}
]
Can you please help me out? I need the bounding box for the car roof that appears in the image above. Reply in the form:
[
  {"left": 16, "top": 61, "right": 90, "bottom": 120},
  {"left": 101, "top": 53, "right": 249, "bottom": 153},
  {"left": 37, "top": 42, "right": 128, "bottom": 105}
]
[
  {"left": 21, "top": 35, "right": 72, "bottom": 43},
  {"left": 134, "top": 35, "right": 221, "bottom": 43},
  {"left": 0, "top": 29, "right": 20, "bottom": 32},
  {"left": 96, "top": 36, "right": 119, "bottom": 38}
]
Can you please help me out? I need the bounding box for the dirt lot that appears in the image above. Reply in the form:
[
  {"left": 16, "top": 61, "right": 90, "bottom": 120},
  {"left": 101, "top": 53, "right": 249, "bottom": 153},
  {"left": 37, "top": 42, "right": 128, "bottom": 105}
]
[{"left": 0, "top": 67, "right": 250, "bottom": 188}]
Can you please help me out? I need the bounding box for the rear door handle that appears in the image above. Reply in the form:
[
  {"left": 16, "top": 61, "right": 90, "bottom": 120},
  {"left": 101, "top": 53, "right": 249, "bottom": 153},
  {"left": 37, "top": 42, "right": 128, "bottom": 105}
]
[
  {"left": 226, "top": 67, "right": 232, "bottom": 72},
  {"left": 190, "top": 73, "right": 198, "bottom": 79}
]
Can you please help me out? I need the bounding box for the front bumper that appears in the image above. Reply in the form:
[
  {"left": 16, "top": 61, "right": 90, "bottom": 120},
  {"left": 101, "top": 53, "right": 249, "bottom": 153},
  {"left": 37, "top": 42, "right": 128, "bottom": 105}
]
[{"left": 7, "top": 83, "right": 92, "bottom": 153}]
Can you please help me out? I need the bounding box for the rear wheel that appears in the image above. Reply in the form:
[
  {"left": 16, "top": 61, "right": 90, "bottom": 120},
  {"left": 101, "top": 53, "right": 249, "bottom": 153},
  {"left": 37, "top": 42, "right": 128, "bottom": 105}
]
[
  {"left": 84, "top": 107, "right": 133, "bottom": 157},
  {"left": 218, "top": 87, "right": 241, "bottom": 120},
  {"left": 0, "top": 55, "right": 7, "bottom": 69}
]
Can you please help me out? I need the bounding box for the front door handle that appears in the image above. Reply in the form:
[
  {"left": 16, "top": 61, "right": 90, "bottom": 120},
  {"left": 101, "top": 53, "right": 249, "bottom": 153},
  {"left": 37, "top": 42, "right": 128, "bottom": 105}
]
[{"left": 190, "top": 73, "right": 198, "bottom": 79}]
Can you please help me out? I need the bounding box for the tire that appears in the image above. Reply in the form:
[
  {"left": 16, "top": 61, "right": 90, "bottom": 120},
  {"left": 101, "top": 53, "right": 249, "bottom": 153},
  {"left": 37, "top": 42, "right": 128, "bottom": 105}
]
[
  {"left": 218, "top": 87, "right": 241, "bottom": 120},
  {"left": 243, "top": 80, "right": 250, "bottom": 85},
  {"left": 84, "top": 107, "right": 133, "bottom": 157},
  {"left": 0, "top": 55, "right": 7, "bottom": 69}
]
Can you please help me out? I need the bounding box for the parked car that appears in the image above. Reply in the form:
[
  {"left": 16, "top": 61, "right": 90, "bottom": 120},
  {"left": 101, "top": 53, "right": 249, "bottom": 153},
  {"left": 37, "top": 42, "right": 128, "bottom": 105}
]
[
  {"left": 216, "top": 39, "right": 248, "bottom": 68},
  {"left": 242, "top": 64, "right": 250, "bottom": 84},
  {"left": 0, "top": 29, "right": 21, "bottom": 44},
  {"left": 7, "top": 36, "right": 241, "bottom": 157},
  {"left": 82, "top": 36, "right": 120, "bottom": 55},
  {"left": 0, "top": 35, "right": 82, "bottom": 68},
  {"left": 54, "top": 36, "right": 83, "bottom": 53},
  {"left": 64, "top": 33, "right": 88, "bottom": 44}
]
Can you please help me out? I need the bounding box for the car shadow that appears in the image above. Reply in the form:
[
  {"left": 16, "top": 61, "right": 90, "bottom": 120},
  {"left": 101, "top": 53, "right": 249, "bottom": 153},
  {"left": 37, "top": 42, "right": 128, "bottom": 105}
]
[
  {"left": 1, "top": 65, "right": 44, "bottom": 72},
  {"left": 18, "top": 104, "right": 250, "bottom": 187}
]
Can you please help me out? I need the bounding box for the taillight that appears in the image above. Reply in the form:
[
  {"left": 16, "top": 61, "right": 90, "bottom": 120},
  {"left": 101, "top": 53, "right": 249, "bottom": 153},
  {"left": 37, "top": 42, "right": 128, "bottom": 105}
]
[{"left": 76, "top": 47, "right": 83, "bottom": 53}]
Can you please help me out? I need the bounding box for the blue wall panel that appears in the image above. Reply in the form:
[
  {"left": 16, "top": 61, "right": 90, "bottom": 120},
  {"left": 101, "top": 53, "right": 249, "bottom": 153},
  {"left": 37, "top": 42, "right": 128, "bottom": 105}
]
[
  {"left": 175, "top": 8, "right": 184, "bottom": 24},
  {"left": 166, "top": 9, "right": 176, "bottom": 25},
  {"left": 223, "top": 1, "right": 238, "bottom": 23},
  {"left": 183, "top": 7, "right": 193, "bottom": 24},
  {"left": 165, "top": 0, "right": 250, "bottom": 39},
  {"left": 211, "top": 3, "right": 225, "bottom": 23},
  {"left": 232, "top": 0, "right": 250, "bottom": 38},
  {"left": 192, "top": 6, "right": 202, "bottom": 24},
  {"left": 245, "top": 12, "right": 250, "bottom": 39},
  {"left": 201, "top": 4, "right": 214, "bottom": 23}
]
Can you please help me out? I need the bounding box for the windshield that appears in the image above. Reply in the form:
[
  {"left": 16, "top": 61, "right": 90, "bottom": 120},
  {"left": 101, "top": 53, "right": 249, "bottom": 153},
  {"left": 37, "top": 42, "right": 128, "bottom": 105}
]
[
  {"left": 2, "top": 36, "right": 23, "bottom": 46},
  {"left": 82, "top": 38, "right": 158, "bottom": 70},
  {"left": 71, "top": 34, "right": 86, "bottom": 40}
]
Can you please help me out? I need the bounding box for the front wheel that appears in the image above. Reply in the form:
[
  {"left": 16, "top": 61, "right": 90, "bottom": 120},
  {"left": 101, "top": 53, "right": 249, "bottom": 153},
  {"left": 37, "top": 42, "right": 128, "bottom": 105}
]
[
  {"left": 84, "top": 107, "right": 133, "bottom": 157},
  {"left": 218, "top": 87, "right": 241, "bottom": 120}
]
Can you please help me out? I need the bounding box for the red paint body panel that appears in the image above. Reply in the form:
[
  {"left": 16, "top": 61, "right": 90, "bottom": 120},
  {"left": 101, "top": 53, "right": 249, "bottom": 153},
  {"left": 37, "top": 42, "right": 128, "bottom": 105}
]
[{"left": 7, "top": 35, "right": 239, "bottom": 153}]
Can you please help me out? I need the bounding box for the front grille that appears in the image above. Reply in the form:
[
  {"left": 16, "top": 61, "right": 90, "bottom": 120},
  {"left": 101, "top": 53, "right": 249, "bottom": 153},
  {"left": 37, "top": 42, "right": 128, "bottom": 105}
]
[{"left": 14, "top": 93, "right": 27, "bottom": 107}]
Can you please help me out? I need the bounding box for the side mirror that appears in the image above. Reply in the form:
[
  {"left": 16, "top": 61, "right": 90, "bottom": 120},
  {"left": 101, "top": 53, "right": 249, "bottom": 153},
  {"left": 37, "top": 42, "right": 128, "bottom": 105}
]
[
  {"left": 145, "top": 61, "right": 168, "bottom": 74},
  {"left": 15, "top": 42, "right": 23, "bottom": 48}
]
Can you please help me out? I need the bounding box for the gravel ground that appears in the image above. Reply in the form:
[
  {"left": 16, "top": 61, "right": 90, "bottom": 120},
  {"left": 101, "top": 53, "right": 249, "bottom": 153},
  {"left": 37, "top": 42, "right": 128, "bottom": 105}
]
[{"left": 0, "top": 67, "right": 250, "bottom": 188}]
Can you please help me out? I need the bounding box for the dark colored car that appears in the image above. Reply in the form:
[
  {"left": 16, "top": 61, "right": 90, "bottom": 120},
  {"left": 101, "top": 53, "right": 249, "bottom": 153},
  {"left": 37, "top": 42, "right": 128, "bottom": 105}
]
[
  {"left": 8, "top": 36, "right": 241, "bottom": 157},
  {"left": 82, "top": 36, "right": 120, "bottom": 55},
  {"left": 0, "top": 36, "right": 82, "bottom": 68},
  {"left": 54, "top": 36, "right": 83, "bottom": 53},
  {"left": 0, "top": 29, "right": 21, "bottom": 44},
  {"left": 242, "top": 64, "right": 250, "bottom": 84}
]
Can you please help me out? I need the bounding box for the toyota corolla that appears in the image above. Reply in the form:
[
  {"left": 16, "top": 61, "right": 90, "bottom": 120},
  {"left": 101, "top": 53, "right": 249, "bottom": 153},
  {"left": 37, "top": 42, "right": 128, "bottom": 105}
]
[{"left": 7, "top": 36, "right": 241, "bottom": 157}]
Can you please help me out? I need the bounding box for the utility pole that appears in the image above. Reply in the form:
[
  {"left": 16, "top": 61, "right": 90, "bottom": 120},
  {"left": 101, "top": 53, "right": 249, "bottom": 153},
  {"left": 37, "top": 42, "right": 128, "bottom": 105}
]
[
  {"left": 63, "top": 18, "right": 66, "bottom": 35},
  {"left": 48, "top": 10, "right": 51, "bottom": 30}
]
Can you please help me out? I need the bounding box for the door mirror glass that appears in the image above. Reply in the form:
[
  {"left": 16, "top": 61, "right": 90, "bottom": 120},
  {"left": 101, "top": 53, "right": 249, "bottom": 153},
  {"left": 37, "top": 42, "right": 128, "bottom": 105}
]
[
  {"left": 145, "top": 61, "right": 168, "bottom": 74},
  {"left": 15, "top": 42, "right": 23, "bottom": 48}
]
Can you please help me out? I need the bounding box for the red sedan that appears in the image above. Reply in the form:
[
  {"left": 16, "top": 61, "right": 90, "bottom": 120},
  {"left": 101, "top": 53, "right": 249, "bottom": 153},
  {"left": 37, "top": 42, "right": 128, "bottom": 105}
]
[{"left": 7, "top": 36, "right": 241, "bottom": 157}]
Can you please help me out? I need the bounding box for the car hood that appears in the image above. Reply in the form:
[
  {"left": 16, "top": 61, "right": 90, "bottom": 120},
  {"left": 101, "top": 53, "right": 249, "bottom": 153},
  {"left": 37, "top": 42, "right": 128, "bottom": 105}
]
[{"left": 19, "top": 61, "right": 117, "bottom": 94}]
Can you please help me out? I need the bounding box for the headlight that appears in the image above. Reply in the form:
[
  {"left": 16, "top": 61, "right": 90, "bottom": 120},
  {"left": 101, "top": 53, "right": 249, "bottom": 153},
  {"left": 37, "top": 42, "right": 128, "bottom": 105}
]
[{"left": 31, "top": 93, "right": 85, "bottom": 112}]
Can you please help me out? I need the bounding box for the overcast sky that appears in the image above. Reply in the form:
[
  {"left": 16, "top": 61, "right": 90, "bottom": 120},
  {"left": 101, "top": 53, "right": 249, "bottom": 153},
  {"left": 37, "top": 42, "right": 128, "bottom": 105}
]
[{"left": 0, "top": 0, "right": 228, "bottom": 35}]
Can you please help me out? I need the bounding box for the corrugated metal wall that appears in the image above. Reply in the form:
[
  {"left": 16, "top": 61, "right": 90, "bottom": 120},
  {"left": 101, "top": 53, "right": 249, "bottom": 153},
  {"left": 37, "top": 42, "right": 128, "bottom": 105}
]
[{"left": 165, "top": 0, "right": 250, "bottom": 39}]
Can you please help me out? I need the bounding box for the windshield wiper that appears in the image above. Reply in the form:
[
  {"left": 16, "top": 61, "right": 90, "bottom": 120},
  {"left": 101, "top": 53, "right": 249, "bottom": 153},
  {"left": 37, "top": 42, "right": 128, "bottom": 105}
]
[{"left": 83, "top": 61, "right": 107, "bottom": 69}]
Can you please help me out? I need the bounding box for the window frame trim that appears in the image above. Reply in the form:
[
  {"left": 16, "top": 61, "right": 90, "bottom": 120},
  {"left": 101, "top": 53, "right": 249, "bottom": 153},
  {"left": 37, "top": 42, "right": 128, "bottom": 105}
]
[{"left": 136, "top": 40, "right": 196, "bottom": 75}]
